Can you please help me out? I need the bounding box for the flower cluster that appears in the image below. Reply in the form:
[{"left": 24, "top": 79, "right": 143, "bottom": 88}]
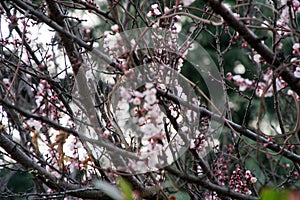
[
  {"left": 226, "top": 68, "right": 287, "bottom": 97},
  {"left": 103, "top": 31, "right": 123, "bottom": 60},
  {"left": 229, "top": 166, "right": 256, "bottom": 195},
  {"left": 279, "top": 0, "right": 300, "bottom": 25},
  {"left": 190, "top": 115, "right": 209, "bottom": 152},
  {"left": 213, "top": 145, "right": 233, "bottom": 186},
  {"left": 116, "top": 82, "right": 163, "bottom": 148},
  {"left": 115, "top": 82, "right": 168, "bottom": 171},
  {"left": 147, "top": 4, "right": 162, "bottom": 17}
]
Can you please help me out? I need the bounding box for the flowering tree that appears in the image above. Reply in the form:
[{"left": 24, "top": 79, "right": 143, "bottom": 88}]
[{"left": 0, "top": 0, "right": 300, "bottom": 199}]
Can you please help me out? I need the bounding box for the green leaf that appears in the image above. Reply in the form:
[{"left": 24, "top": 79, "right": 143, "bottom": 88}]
[
  {"left": 261, "top": 188, "right": 289, "bottom": 200},
  {"left": 118, "top": 178, "right": 134, "bottom": 200}
]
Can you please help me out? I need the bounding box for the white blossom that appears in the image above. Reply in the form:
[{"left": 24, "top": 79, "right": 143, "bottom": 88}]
[
  {"left": 250, "top": 177, "right": 257, "bottom": 184},
  {"left": 253, "top": 54, "right": 262, "bottom": 63},
  {"left": 85, "top": 70, "right": 93, "bottom": 80},
  {"left": 111, "top": 24, "right": 119, "bottom": 32},
  {"left": 133, "top": 161, "right": 148, "bottom": 172},
  {"left": 3, "top": 78, "right": 10, "bottom": 85},
  {"left": 120, "top": 87, "right": 132, "bottom": 100},
  {"left": 151, "top": 4, "right": 159, "bottom": 9},
  {"left": 116, "top": 101, "right": 130, "bottom": 112},
  {"left": 27, "top": 118, "right": 42, "bottom": 130},
  {"left": 145, "top": 82, "right": 154, "bottom": 89},
  {"left": 294, "top": 67, "right": 300, "bottom": 78},
  {"left": 132, "top": 97, "right": 141, "bottom": 105},
  {"left": 153, "top": 9, "right": 161, "bottom": 16},
  {"left": 138, "top": 117, "right": 146, "bottom": 126},
  {"left": 143, "top": 123, "right": 160, "bottom": 137},
  {"left": 145, "top": 93, "right": 157, "bottom": 105},
  {"left": 133, "top": 90, "right": 144, "bottom": 98},
  {"left": 146, "top": 11, "right": 152, "bottom": 17},
  {"left": 182, "top": 0, "right": 195, "bottom": 6},
  {"left": 293, "top": 43, "right": 300, "bottom": 50},
  {"left": 287, "top": 89, "right": 295, "bottom": 96},
  {"left": 164, "top": 6, "right": 170, "bottom": 13}
]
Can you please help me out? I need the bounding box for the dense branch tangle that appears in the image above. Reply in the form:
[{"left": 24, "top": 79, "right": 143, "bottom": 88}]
[{"left": 0, "top": 0, "right": 299, "bottom": 200}]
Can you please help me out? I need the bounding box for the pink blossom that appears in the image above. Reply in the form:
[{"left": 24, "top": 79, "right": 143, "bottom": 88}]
[{"left": 293, "top": 0, "right": 300, "bottom": 9}]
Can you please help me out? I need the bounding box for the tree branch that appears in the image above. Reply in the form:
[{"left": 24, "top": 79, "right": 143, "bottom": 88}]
[
  {"left": 165, "top": 166, "right": 258, "bottom": 200},
  {"left": 0, "top": 129, "right": 111, "bottom": 199},
  {"left": 9, "top": 0, "right": 115, "bottom": 69},
  {"left": 203, "top": 0, "right": 300, "bottom": 96},
  {"left": 157, "top": 88, "right": 300, "bottom": 164}
]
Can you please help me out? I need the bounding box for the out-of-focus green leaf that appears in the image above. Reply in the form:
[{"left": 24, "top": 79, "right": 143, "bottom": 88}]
[
  {"left": 261, "top": 188, "right": 289, "bottom": 200},
  {"left": 93, "top": 180, "right": 123, "bottom": 200},
  {"left": 118, "top": 178, "right": 134, "bottom": 200},
  {"left": 7, "top": 171, "right": 34, "bottom": 193}
]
